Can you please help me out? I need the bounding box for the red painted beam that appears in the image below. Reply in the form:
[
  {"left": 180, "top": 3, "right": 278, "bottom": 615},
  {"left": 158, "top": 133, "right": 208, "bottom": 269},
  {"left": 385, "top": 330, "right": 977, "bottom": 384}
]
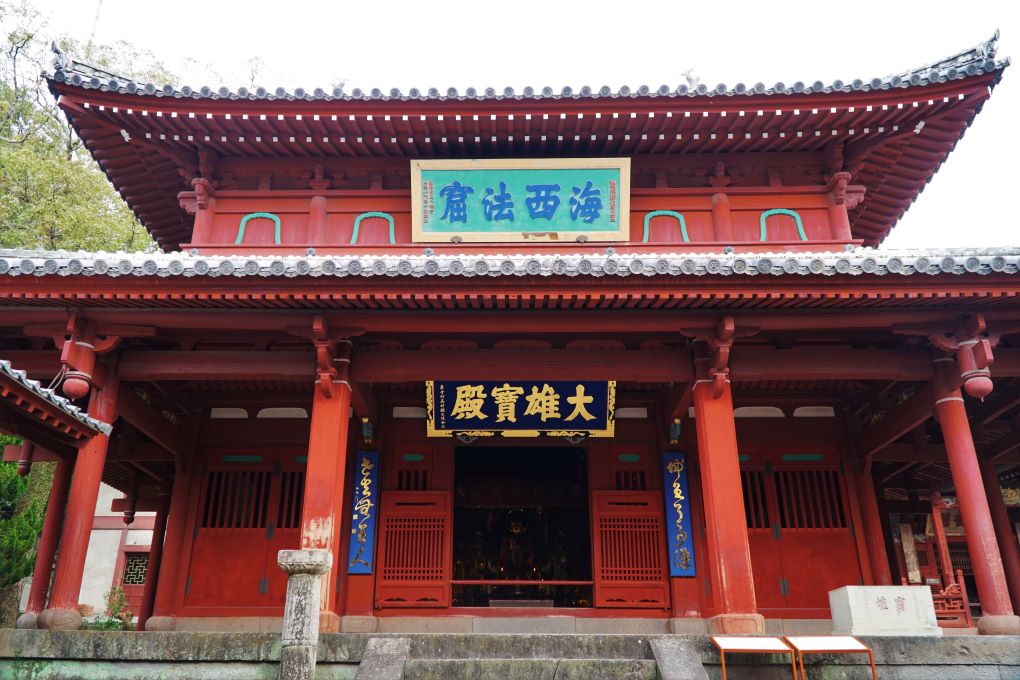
[
  {"left": 348, "top": 349, "right": 694, "bottom": 382},
  {"left": 117, "top": 350, "right": 313, "bottom": 382},
  {"left": 109, "top": 498, "right": 161, "bottom": 515},
  {"left": 731, "top": 348, "right": 935, "bottom": 382},
  {"left": 986, "top": 429, "right": 1020, "bottom": 462},
  {"left": 116, "top": 384, "right": 190, "bottom": 459},
  {"left": 6, "top": 308, "right": 1020, "bottom": 334},
  {"left": 859, "top": 382, "right": 937, "bottom": 458}
]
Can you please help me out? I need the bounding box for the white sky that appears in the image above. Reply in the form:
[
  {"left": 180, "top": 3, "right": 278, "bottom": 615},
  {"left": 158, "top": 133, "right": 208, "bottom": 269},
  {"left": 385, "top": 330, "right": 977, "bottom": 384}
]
[{"left": 30, "top": 0, "right": 1020, "bottom": 249}]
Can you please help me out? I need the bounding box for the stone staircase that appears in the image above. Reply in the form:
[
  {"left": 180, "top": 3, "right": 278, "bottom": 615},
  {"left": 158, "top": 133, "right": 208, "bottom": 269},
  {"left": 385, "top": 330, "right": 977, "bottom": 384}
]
[{"left": 400, "top": 634, "right": 661, "bottom": 680}]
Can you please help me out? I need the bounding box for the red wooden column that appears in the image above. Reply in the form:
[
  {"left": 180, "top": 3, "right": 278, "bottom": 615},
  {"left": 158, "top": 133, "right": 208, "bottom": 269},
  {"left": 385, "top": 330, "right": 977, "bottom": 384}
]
[
  {"left": 38, "top": 378, "right": 119, "bottom": 631},
  {"left": 298, "top": 338, "right": 352, "bottom": 632},
  {"left": 15, "top": 455, "right": 72, "bottom": 629},
  {"left": 979, "top": 454, "right": 1020, "bottom": 613},
  {"left": 692, "top": 344, "right": 763, "bottom": 634},
  {"left": 146, "top": 463, "right": 194, "bottom": 630},
  {"left": 136, "top": 488, "right": 171, "bottom": 630},
  {"left": 855, "top": 467, "right": 893, "bottom": 585},
  {"left": 932, "top": 366, "right": 1020, "bottom": 635}
]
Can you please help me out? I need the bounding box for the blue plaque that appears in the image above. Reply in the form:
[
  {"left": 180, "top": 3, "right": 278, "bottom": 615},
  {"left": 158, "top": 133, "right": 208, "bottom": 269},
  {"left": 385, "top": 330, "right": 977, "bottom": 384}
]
[
  {"left": 347, "top": 450, "right": 380, "bottom": 575},
  {"left": 662, "top": 451, "right": 696, "bottom": 577},
  {"left": 426, "top": 380, "right": 615, "bottom": 437}
]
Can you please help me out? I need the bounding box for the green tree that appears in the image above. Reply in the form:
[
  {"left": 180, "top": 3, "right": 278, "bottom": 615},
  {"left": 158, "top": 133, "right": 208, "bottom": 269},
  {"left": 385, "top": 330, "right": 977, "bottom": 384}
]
[{"left": 0, "top": 0, "right": 159, "bottom": 252}]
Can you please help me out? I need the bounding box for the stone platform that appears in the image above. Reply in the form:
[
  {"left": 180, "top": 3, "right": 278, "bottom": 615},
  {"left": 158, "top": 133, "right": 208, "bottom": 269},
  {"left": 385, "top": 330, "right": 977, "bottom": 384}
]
[{"left": 0, "top": 630, "right": 1017, "bottom": 679}]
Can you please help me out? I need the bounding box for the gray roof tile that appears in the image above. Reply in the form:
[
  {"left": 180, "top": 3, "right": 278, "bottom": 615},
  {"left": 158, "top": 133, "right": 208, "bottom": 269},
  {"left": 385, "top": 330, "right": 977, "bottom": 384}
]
[
  {"left": 2, "top": 247, "right": 1018, "bottom": 280},
  {"left": 48, "top": 33, "right": 1008, "bottom": 104},
  {"left": 0, "top": 359, "right": 113, "bottom": 436}
]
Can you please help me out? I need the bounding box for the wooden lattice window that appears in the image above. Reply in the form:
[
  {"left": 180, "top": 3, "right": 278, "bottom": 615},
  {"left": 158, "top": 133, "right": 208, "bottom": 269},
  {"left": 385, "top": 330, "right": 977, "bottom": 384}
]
[
  {"left": 741, "top": 469, "right": 771, "bottom": 529},
  {"left": 276, "top": 470, "right": 304, "bottom": 530},
  {"left": 122, "top": 553, "right": 149, "bottom": 585},
  {"left": 774, "top": 469, "right": 847, "bottom": 529},
  {"left": 375, "top": 491, "right": 452, "bottom": 608},
  {"left": 948, "top": 542, "right": 973, "bottom": 575},
  {"left": 394, "top": 449, "right": 432, "bottom": 491},
  {"left": 596, "top": 515, "right": 663, "bottom": 581},
  {"left": 615, "top": 470, "right": 647, "bottom": 491},
  {"left": 397, "top": 468, "right": 429, "bottom": 491},
  {"left": 200, "top": 469, "right": 272, "bottom": 529},
  {"left": 591, "top": 491, "right": 669, "bottom": 608},
  {"left": 380, "top": 516, "right": 447, "bottom": 581},
  {"left": 612, "top": 450, "right": 651, "bottom": 491}
]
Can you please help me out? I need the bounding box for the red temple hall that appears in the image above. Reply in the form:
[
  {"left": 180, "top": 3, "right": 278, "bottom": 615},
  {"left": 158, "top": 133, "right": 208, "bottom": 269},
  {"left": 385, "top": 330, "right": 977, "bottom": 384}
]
[{"left": 3, "top": 35, "right": 1020, "bottom": 637}]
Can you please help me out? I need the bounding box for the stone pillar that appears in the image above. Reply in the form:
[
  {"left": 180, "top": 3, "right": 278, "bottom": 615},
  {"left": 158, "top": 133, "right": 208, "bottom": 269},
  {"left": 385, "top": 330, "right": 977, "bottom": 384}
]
[
  {"left": 856, "top": 467, "right": 893, "bottom": 585},
  {"left": 39, "top": 379, "right": 119, "bottom": 631},
  {"left": 136, "top": 488, "right": 171, "bottom": 630},
  {"left": 980, "top": 454, "right": 1020, "bottom": 613},
  {"left": 693, "top": 352, "right": 763, "bottom": 634},
  {"left": 146, "top": 463, "right": 193, "bottom": 631},
  {"left": 933, "top": 370, "right": 1020, "bottom": 635},
  {"left": 16, "top": 455, "right": 72, "bottom": 629},
  {"left": 299, "top": 344, "right": 352, "bottom": 631},
  {"left": 278, "top": 549, "right": 332, "bottom": 680}
]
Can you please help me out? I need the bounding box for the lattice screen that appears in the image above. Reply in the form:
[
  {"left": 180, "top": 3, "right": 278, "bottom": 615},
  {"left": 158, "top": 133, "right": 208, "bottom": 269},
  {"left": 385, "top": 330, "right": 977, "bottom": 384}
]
[
  {"left": 123, "top": 552, "right": 149, "bottom": 585},
  {"left": 774, "top": 469, "right": 847, "bottom": 529},
  {"left": 200, "top": 470, "right": 272, "bottom": 529}
]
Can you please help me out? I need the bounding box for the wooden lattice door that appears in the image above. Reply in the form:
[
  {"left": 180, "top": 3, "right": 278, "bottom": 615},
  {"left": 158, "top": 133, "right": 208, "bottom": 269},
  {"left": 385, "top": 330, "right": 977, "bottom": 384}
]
[
  {"left": 374, "top": 491, "right": 452, "bottom": 608},
  {"left": 186, "top": 461, "right": 303, "bottom": 608},
  {"left": 590, "top": 491, "right": 669, "bottom": 608},
  {"left": 742, "top": 451, "right": 862, "bottom": 612}
]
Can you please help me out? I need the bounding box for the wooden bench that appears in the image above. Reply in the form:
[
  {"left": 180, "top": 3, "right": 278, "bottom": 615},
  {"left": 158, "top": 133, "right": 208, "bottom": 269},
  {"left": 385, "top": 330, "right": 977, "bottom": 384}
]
[
  {"left": 783, "top": 636, "right": 877, "bottom": 680},
  {"left": 710, "top": 636, "right": 796, "bottom": 680}
]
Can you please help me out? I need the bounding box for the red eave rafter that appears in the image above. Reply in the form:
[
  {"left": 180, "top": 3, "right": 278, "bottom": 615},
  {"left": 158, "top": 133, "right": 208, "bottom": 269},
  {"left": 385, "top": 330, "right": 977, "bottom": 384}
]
[
  {"left": 0, "top": 380, "right": 98, "bottom": 443},
  {"left": 0, "top": 274, "right": 1018, "bottom": 312}
]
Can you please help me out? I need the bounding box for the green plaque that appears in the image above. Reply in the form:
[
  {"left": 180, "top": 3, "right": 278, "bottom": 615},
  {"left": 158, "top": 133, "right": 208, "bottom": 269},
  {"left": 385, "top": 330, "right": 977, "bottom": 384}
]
[{"left": 412, "top": 158, "right": 629, "bottom": 242}]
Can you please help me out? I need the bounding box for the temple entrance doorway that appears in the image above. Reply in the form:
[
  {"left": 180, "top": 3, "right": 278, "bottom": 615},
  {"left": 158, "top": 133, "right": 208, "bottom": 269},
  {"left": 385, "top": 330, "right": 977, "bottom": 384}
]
[{"left": 451, "top": 446, "right": 593, "bottom": 607}]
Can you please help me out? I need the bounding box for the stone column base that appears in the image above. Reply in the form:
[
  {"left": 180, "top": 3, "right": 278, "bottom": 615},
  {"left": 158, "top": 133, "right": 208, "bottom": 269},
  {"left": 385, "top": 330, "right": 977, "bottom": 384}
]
[
  {"left": 37, "top": 608, "right": 82, "bottom": 631},
  {"left": 977, "top": 614, "right": 1020, "bottom": 635},
  {"left": 280, "top": 644, "right": 317, "bottom": 680},
  {"left": 144, "top": 615, "right": 177, "bottom": 631},
  {"left": 707, "top": 613, "right": 765, "bottom": 635},
  {"left": 14, "top": 612, "right": 39, "bottom": 629}
]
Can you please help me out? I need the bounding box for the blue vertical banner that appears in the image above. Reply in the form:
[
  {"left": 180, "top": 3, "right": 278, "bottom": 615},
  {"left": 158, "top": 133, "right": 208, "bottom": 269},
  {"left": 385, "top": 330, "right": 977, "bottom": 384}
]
[
  {"left": 347, "top": 450, "right": 380, "bottom": 575},
  {"left": 662, "top": 451, "right": 696, "bottom": 577}
]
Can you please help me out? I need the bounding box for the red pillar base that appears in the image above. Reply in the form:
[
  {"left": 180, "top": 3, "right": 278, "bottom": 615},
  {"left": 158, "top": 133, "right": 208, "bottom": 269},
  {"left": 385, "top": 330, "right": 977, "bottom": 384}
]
[
  {"left": 976, "top": 614, "right": 1020, "bottom": 636},
  {"left": 707, "top": 613, "right": 766, "bottom": 635},
  {"left": 15, "top": 612, "right": 38, "bottom": 629},
  {"left": 37, "top": 608, "right": 82, "bottom": 631},
  {"left": 144, "top": 615, "right": 177, "bottom": 631}
]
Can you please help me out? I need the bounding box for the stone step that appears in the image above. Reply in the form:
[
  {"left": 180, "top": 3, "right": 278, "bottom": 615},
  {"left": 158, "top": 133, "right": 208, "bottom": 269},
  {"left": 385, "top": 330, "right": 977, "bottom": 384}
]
[
  {"left": 404, "top": 657, "right": 658, "bottom": 680},
  {"left": 406, "top": 633, "right": 659, "bottom": 660}
]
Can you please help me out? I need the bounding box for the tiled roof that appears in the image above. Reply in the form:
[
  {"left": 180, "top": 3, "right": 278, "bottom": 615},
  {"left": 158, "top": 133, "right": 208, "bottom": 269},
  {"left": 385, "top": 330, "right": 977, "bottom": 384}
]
[
  {"left": 2, "top": 247, "right": 1018, "bottom": 280},
  {"left": 0, "top": 359, "right": 113, "bottom": 436},
  {"left": 49, "top": 33, "right": 1007, "bottom": 103}
]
